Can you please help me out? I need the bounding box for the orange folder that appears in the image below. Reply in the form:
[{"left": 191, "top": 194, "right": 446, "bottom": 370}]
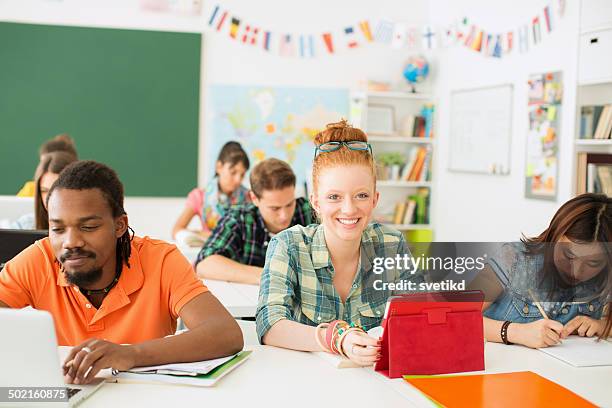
[{"left": 403, "top": 371, "right": 596, "bottom": 408}]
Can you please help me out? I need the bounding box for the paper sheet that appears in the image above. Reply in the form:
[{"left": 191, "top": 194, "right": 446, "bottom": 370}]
[{"left": 538, "top": 336, "right": 612, "bottom": 367}]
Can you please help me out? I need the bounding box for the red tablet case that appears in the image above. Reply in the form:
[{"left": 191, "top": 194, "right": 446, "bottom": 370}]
[{"left": 374, "top": 291, "right": 485, "bottom": 378}]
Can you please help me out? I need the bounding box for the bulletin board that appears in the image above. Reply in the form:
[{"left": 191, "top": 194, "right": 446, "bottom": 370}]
[
  {"left": 525, "top": 71, "right": 562, "bottom": 201},
  {"left": 449, "top": 85, "right": 513, "bottom": 175}
]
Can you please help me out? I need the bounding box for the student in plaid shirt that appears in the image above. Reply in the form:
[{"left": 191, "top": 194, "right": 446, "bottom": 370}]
[
  {"left": 257, "top": 120, "right": 414, "bottom": 367},
  {"left": 195, "top": 158, "right": 313, "bottom": 285}
]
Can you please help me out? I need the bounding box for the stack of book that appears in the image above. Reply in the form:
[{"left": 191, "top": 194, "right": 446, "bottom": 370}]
[
  {"left": 576, "top": 153, "right": 612, "bottom": 195},
  {"left": 399, "top": 146, "right": 432, "bottom": 182},
  {"left": 580, "top": 105, "right": 612, "bottom": 140},
  {"left": 401, "top": 115, "right": 428, "bottom": 138},
  {"left": 391, "top": 188, "right": 430, "bottom": 225}
]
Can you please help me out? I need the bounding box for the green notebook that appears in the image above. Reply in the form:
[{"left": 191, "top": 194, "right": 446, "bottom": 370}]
[{"left": 114, "top": 350, "right": 252, "bottom": 387}]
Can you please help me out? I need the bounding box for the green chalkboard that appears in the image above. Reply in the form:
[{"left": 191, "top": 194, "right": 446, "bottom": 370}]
[{"left": 0, "top": 22, "right": 200, "bottom": 197}]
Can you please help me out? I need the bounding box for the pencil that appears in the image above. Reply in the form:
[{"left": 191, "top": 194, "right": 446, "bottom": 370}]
[{"left": 528, "top": 289, "right": 549, "bottom": 319}]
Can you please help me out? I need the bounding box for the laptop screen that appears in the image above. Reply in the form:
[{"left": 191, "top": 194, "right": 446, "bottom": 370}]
[{"left": 0, "top": 229, "right": 48, "bottom": 270}]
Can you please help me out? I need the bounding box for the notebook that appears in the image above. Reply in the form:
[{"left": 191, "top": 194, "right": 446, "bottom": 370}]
[
  {"left": 114, "top": 350, "right": 251, "bottom": 387},
  {"left": 538, "top": 336, "right": 612, "bottom": 367},
  {"left": 403, "top": 371, "right": 596, "bottom": 408}
]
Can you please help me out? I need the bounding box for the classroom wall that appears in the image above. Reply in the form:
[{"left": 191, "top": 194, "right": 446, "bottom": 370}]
[
  {"left": 0, "top": 0, "right": 431, "bottom": 188},
  {"left": 199, "top": 0, "right": 431, "bottom": 182},
  {"left": 427, "top": 0, "right": 580, "bottom": 241}
]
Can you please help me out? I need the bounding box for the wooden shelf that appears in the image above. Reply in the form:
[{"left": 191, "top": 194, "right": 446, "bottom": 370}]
[
  {"left": 378, "top": 181, "right": 431, "bottom": 187},
  {"left": 578, "top": 77, "right": 612, "bottom": 86},
  {"left": 575, "top": 139, "right": 612, "bottom": 146},
  {"left": 367, "top": 91, "right": 432, "bottom": 100},
  {"left": 369, "top": 136, "right": 433, "bottom": 143},
  {"left": 385, "top": 223, "right": 432, "bottom": 230}
]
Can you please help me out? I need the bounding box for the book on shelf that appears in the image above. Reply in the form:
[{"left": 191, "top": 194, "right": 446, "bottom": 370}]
[
  {"left": 399, "top": 115, "right": 427, "bottom": 138},
  {"left": 576, "top": 153, "right": 612, "bottom": 195},
  {"left": 403, "top": 146, "right": 432, "bottom": 181},
  {"left": 581, "top": 104, "right": 612, "bottom": 140},
  {"left": 391, "top": 188, "right": 430, "bottom": 226}
]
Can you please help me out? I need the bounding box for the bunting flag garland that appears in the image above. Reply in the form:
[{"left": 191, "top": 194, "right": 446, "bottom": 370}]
[
  {"left": 263, "top": 31, "right": 271, "bottom": 51},
  {"left": 322, "top": 32, "right": 334, "bottom": 54},
  {"left": 391, "top": 23, "right": 407, "bottom": 49},
  {"left": 544, "top": 6, "right": 553, "bottom": 32},
  {"left": 242, "top": 25, "right": 259, "bottom": 45},
  {"left": 505, "top": 31, "right": 513, "bottom": 53},
  {"left": 344, "top": 26, "right": 358, "bottom": 48},
  {"left": 299, "top": 35, "right": 315, "bottom": 58},
  {"left": 229, "top": 17, "right": 240, "bottom": 39},
  {"left": 406, "top": 27, "right": 419, "bottom": 49},
  {"left": 359, "top": 21, "right": 373, "bottom": 42},
  {"left": 204, "top": 3, "right": 566, "bottom": 59},
  {"left": 374, "top": 20, "right": 394, "bottom": 44},
  {"left": 422, "top": 26, "right": 436, "bottom": 50},
  {"left": 279, "top": 34, "right": 295, "bottom": 57},
  {"left": 532, "top": 16, "right": 541, "bottom": 44},
  {"left": 519, "top": 25, "right": 529, "bottom": 53}
]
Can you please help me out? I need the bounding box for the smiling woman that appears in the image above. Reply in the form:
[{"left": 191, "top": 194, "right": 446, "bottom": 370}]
[{"left": 256, "top": 120, "right": 419, "bottom": 366}]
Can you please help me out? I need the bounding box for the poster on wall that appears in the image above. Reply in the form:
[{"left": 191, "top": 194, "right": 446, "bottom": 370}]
[
  {"left": 206, "top": 85, "right": 349, "bottom": 194},
  {"left": 525, "top": 71, "right": 563, "bottom": 200}
]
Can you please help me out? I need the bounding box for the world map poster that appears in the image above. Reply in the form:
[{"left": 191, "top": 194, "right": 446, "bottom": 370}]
[{"left": 206, "top": 84, "right": 349, "bottom": 194}]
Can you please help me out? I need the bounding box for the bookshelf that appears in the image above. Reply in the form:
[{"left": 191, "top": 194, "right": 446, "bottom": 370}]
[
  {"left": 574, "top": 80, "right": 612, "bottom": 196},
  {"left": 350, "top": 91, "right": 435, "bottom": 238},
  {"left": 574, "top": 3, "right": 612, "bottom": 195}
]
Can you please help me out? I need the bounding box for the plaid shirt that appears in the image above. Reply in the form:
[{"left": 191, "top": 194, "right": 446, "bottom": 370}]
[
  {"left": 195, "top": 197, "right": 313, "bottom": 268},
  {"left": 256, "top": 222, "right": 417, "bottom": 343}
]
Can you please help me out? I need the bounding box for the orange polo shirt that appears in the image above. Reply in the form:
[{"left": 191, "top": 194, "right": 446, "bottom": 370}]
[{"left": 0, "top": 236, "right": 208, "bottom": 346}]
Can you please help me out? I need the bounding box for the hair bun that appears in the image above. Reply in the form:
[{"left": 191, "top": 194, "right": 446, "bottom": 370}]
[
  {"left": 326, "top": 119, "right": 351, "bottom": 130},
  {"left": 314, "top": 119, "right": 367, "bottom": 145}
]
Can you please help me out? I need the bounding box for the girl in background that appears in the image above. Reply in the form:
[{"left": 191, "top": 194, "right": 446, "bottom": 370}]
[
  {"left": 173, "top": 141, "right": 250, "bottom": 245},
  {"left": 13, "top": 151, "right": 77, "bottom": 229},
  {"left": 17, "top": 133, "right": 77, "bottom": 197}
]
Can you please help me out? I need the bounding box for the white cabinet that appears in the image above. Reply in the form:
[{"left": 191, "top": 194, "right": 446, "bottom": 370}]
[
  {"left": 578, "top": 28, "right": 612, "bottom": 84},
  {"left": 580, "top": 0, "right": 612, "bottom": 33}
]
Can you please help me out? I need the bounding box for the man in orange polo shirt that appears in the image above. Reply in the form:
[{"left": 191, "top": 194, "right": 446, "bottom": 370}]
[{"left": 0, "top": 161, "right": 243, "bottom": 385}]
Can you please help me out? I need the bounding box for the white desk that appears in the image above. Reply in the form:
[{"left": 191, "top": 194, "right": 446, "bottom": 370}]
[
  {"left": 80, "top": 327, "right": 611, "bottom": 408},
  {"left": 83, "top": 345, "right": 418, "bottom": 408},
  {"left": 76, "top": 334, "right": 612, "bottom": 408},
  {"left": 204, "top": 279, "right": 259, "bottom": 318}
]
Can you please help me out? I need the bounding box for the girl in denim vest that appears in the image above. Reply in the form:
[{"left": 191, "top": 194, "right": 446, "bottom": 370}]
[{"left": 482, "top": 193, "right": 611, "bottom": 348}]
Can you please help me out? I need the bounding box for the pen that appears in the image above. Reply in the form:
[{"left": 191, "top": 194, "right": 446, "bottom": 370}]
[{"left": 528, "top": 289, "right": 549, "bottom": 319}]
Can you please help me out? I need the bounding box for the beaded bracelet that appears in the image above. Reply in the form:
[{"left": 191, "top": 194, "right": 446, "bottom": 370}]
[{"left": 501, "top": 320, "right": 513, "bottom": 345}]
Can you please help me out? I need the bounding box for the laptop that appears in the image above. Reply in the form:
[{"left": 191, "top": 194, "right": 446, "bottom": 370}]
[
  {"left": 0, "top": 308, "right": 105, "bottom": 407},
  {"left": 0, "top": 229, "right": 48, "bottom": 270}
]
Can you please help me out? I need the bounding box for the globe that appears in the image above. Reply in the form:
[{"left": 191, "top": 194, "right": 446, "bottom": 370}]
[{"left": 403, "top": 56, "right": 429, "bottom": 91}]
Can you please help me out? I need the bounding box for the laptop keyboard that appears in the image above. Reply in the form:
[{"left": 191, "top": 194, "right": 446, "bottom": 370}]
[{"left": 67, "top": 387, "right": 82, "bottom": 399}]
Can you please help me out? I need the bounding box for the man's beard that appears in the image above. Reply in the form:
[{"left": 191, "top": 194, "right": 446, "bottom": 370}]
[
  {"left": 59, "top": 249, "right": 101, "bottom": 287},
  {"left": 63, "top": 266, "right": 103, "bottom": 287}
]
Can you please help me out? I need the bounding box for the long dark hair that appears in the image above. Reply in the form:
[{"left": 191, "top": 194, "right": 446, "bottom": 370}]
[
  {"left": 34, "top": 151, "right": 77, "bottom": 229},
  {"left": 521, "top": 193, "right": 612, "bottom": 339},
  {"left": 48, "top": 161, "right": 133, "bottom": 269}
]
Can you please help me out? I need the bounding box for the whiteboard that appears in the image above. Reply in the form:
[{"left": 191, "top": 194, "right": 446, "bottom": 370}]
[{"left": 449, "top": 85, "right": 513, "bottom": 175}]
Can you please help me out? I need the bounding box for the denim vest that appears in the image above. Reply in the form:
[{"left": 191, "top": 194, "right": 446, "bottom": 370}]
[{"left": 484, "top": 243, "right": 606, "bottom": 324}]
